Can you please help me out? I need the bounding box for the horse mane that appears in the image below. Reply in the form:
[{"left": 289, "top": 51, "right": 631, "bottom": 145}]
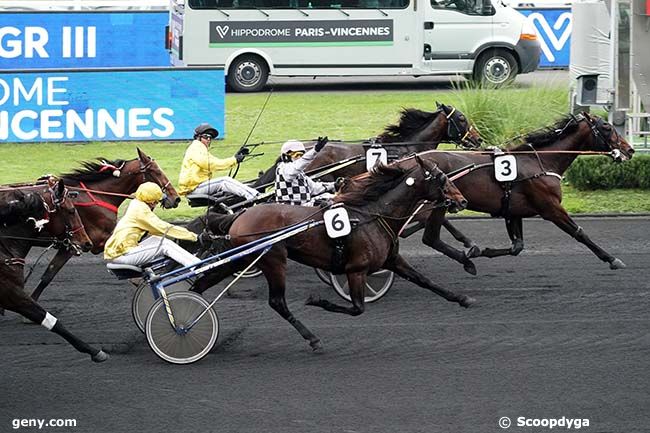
[
  {"left": 0, "top": 191, "right": 44, "bottom": 226},
  {"left": 336, "top": 162, "right": 410, "bottom": 206},
  {"left": 510, "top": 114, "right": 580, "bottom": 150},
  {"left": 377, "top": 108, "right": 440, "bottom": 143},
  {"left": 60, "top": 158, "right": 128, "bottom": 183}
]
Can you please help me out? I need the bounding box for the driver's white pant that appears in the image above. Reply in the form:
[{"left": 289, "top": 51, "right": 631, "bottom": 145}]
[
  {"left": 192, "top": 177, "right": 259, "bottom": 199},
  {"left": 109, "top": 236, "right": 200, "bottom": 268}
]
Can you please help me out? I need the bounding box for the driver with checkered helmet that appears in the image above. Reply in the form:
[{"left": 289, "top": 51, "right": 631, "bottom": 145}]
[{"left": 275, "top": 137, "right": 341, "bottom": 206}]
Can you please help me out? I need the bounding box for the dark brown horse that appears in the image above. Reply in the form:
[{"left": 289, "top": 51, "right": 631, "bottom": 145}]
[
  {"left": 418, "top": 113, "right": 635, "bottom": 271},
  {"left": 29, "top": 148, "right": 180, "bottom": 302},
  {"left": 253, "top": 102, "right": 482, "bottom": 186},
  {"left": 191, "top": 155, "right": 474, "bottom": 351},
  {"left": 0, "top": 179, "right": 107, "bottom": 362}
]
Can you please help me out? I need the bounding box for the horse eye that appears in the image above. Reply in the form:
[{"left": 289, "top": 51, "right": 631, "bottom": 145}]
[{"left": 459, "top": 115, "right": 465, "bottom": 121}]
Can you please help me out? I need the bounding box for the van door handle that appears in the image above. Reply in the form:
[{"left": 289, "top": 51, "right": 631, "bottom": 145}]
[{"left": 424, "top": 22, "right": 434, "bottom": 30}]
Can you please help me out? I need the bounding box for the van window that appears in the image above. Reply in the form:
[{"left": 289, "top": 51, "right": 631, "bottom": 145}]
[
  {"left": 430, "top": 0, "right": 495, "bottom": 15},
  {"left": 189, "top": 0, "right": 408, "bottom": 8}
]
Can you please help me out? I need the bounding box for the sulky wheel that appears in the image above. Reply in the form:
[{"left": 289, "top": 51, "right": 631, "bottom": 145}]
[
  {"left": 330, "top": 269, "right": 395, "bottom": 303},
  {"left": 132, "top": 280, "right": 191, "bottom": 333},
  {"left": 145, "top": 292, "right": 219, "bottom": 365}
]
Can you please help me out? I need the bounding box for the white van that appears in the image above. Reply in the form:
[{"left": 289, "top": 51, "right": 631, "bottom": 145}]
[{"left": 167, "top": 0, "right": 541, "bottom": 91}]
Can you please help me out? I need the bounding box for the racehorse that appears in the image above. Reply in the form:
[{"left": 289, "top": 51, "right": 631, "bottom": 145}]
[
  {"left": 253, "top": 102, "right": 482, "bottom": 186},
  {"left": 0, "top": 179, "right": 107, "bottom": 362},
  {"left": 191, "top": 155, "right": 474, "bottom": 351},
  {"left": 418, "top": 112, "right": 635, "bottom": 271},
  {"left": 28, "top": 148, "right": 180, "bottom": 302}
]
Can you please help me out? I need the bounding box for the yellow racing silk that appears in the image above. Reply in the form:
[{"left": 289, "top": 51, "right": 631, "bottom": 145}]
[
  {"left": 104, "top": 200, "right": 197, "bottom": 260},
  {"left": 178, "top": 140, "right": 237, "bottom": 195}
]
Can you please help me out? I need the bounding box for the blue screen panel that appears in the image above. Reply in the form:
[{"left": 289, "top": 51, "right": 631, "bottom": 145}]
[
  {"left": 517, "top": 8, "right": 572, "bottom": 68},
  {"left": 0, "top": 12, "right": 169, "bottom": 69},
  {"left": 0, "top": 68, "right": 224, "bottom": 143}
]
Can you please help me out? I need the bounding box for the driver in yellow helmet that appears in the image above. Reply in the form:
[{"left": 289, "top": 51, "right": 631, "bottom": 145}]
[{"left": 104, "top": 182, "right": 201, "bottom": 268}]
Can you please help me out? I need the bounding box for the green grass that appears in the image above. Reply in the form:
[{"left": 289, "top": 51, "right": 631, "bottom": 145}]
[{"left": 2, "top": 86, "right": 647, "bottom": 221}]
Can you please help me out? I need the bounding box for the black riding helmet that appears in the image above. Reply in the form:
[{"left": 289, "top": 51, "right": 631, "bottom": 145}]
[{"left": 194, "top": 123, "right": 219, "bottom": 139}]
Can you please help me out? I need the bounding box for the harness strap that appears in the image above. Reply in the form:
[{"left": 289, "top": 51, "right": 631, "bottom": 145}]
[
  {"left": 73, "top": 181, "right": 119, "bottom": 214},
  {"left": 2, "top": 258, "right": 25, "bottom": 267},
  {"left": 376, "top": 216, "right": 399, "bottom": 257}
]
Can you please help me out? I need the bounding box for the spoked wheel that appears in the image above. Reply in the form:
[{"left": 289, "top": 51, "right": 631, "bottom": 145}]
[
  {"left": 330, "top": 269, "right": 395, "bottom": 303},
  {"left": 145, "top": 292, "right": 219, "bottom": 365},
  {"left": 233, "top": 267, "right": 263, "bottom": 279},
  {"left": 314, "top": 268, "right": 333, "bottom": 286},
  {"left": 132, "top": 280, "right": 190, "bottom": 333}
]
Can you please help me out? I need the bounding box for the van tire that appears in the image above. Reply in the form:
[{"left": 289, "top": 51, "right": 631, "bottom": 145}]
[
  {"left": 472, "top": 49, "right": 518, "bottom": 86},
  {"left": 227, "top": 55, "right": 269, "bottom": 92}
]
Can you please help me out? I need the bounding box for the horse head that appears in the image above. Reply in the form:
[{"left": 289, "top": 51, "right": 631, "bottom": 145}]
[
  {"left": 436, "top": 102, "right": 483, "bottom": 149},
  {"left": 414, "top": 154, "right": 467, "bottom": 213},
  {"left": 40, "top": 178, "right": 93, "bottom": 254},
  {"left": 136, "top": 148, "right": 181, "bottom": 208},
  {"left": 582, "top": 113, "right": 634, "bottom": 162}
]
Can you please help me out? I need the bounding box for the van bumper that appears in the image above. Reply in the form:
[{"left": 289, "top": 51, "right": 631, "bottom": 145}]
[{"left": 515, "top": 39, "right": 541, "bottom": 74}]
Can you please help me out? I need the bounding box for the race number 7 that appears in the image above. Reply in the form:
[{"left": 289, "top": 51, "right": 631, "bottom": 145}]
[
  {"left": 494, "top": 155, "right": 517, "bottom": 182},
  {"left": 366, "top": 147, "right": 387, "bottom": 172},
  {"left": 324, "top": 207, "right": 351, "bottom": 238}
]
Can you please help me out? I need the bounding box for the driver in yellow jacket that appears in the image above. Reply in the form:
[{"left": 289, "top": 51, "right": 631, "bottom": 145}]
[
  {"left": 178, "top": 123, "right": 260, "bottom": 200},
  {"left": 104, "top": 182, "right": 201, "bottom": 268}
]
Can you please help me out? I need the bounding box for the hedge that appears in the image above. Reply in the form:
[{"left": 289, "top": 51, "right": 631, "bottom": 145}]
[{"left": 565, "top": 154, "right": 650, "bottom": 190}]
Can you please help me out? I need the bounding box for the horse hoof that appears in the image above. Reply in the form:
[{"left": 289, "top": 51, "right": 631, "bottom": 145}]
[
  {"left": 310, "top": 340, "right": 323, "bottom": 352},
  {"left": 609, "top": 258, "right": 626, "bottom": 270},
  {"left": 305, "top": 295, "right": 319, "bottom": 306},
  {"left": 91, "top": 350, "right": 109, "bottom": 363},
  {"left": 465, "top": 245, "right": 481, "bottom": 258},
  {"left": 463, "top": 261, "right": 477, "bottom": 276},
  {"left": 459, "top": 295, "right": 476, "bottom": 308}
]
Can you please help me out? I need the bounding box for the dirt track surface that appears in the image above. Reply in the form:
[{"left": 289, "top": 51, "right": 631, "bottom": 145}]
[{"left": 1, "top": 216, "right": 649, "bottom": 433}]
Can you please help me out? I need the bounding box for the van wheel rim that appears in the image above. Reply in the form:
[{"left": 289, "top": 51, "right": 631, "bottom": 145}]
[
  {"left": 484, "top": 57, "right": 510, "bottom": 84},
  {"left": 236, "top": 62, "right": 261, "bottom": 87}
]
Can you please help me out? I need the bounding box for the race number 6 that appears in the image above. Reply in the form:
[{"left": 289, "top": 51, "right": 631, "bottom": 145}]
[
  {"left": 366, "top": 147, "right": 388, "bottom": 172},
  {"left": 324, "top": 207, "right": 351, "bottom": 238},
  {"left": 494, "top": 155, "right": 517, "bottom": 182}
]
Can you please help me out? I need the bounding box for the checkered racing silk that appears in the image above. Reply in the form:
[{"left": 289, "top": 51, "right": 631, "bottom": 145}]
[{"left": 275, "top": 164, "right": 311, "bottom": 205}]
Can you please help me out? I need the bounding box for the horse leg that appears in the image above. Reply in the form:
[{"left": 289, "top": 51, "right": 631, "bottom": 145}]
[
  {"left": 30, "top": 248, "right": 73, "bottom": 301},
  {"left": 442, "top": 219, "right": 481, "bottom": 257},
  {"left": 258, "top": 254, "right": 323, "bottom": 351},
  {"left": 422, "top": 212, "right": 477, "bottom": 275},
  {"left": 384, "top": 254, "right": 476, "bottom": 308},
  {"left": 479, "top": 217, "right": 525, "bottom": 258},
  {"left": 306, "top": 271, "right": 366, "bottom": 315},
  {"left": 6, "top": 296, "right": 108, "bottom": 362},
  {"left": 542, "top": 207, "right": 625, "bottom": 269}
]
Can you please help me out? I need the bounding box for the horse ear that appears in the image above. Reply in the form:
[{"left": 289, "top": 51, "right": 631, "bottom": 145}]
[
  {"left": 435, "top": 101, "right": 442, "bottom": 108},
  {"left": 137, "top": 147, "right": 150, "bottom": 161},
  {"left": 56, "top": 180, "right": 65, "bottom": 198}
]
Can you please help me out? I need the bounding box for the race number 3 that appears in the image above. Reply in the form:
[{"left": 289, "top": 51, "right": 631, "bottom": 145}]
[
  {"left": 366, "top": 147, "right": 388, "bottom": 172},
  {"left": 494, "top": 155, "right": 517, "bottom": 182},
  {"left": 324, "top": 207, "right": 351, "bottom": 238}
]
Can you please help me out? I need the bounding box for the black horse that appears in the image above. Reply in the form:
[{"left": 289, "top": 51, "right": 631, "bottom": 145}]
[
  {"left": 189, "top": 155, "right": 474, "bottom": 351},
  {"left": 253, "top": 102, "right": 482, "bottom": 187},
  {"left": 0, "top": 179, "right": 107, "bottom": 362}
]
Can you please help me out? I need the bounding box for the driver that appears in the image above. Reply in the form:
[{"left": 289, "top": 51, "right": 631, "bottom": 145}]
[
  {"left": 178, "top": 123, "right": 260, "bottom": 201},
  {"left": 104, "top": 182, "right": 202, "bottom": 268},
  {"left": 275, "top": 137, "right": 342, "bottom": 206}
]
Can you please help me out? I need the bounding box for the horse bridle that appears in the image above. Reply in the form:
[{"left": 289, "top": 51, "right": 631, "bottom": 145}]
[
  {"left": 563, "top": 113, "right": 623, "bottom": 160},
  {"left": 41, "top": 185, "right": 86, "bottom": 254},
  {"left": 444, "top": 106, "right": 477, "bottom": 148},
  {"left": 415, "top": 157, "right": 457, "bottom": 209},
  {"left": 137, "top": 158, "right": 173, "bottom": 197}
]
